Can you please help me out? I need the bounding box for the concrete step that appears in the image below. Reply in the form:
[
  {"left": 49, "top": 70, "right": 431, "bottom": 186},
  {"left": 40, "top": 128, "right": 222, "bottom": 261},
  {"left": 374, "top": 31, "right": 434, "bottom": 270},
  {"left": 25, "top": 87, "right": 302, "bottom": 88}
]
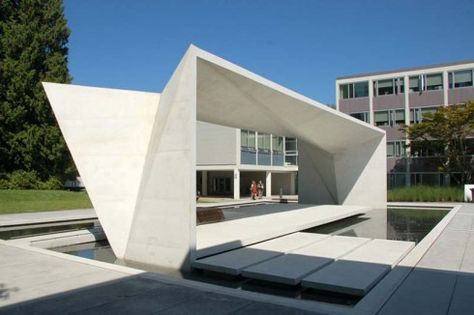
[
  {"left": 301, "top": 239, "right": 415, "bottom": 296},
  {"left": 241, "top": 235, "right": 370, "bottom": 285},
  {"left": 192, "top": 232, "right": 329, "bottom": 275}
]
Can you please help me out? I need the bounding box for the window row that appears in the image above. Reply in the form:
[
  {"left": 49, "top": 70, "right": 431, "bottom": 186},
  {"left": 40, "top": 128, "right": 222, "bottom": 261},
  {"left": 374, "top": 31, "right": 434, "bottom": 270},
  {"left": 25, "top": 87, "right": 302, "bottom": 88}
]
[
  {"left": 339, "top": 68, "right": 474, "bottom": 100},
  {"left": 350, "top": 106, "right": 440, "bottom": 126},
  {"left": 240, "top": 130, "right": 288, "bottom": 154}
]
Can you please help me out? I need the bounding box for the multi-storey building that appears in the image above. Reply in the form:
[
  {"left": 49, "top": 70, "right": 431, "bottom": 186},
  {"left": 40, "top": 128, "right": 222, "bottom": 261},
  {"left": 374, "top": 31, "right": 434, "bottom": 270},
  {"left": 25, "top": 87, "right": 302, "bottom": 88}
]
[
  {"left": 196, "top": 121, "right": 298, "bottom": 199},
  {"left": 336, "top": 61, "right": 474, "bottom": 187}
]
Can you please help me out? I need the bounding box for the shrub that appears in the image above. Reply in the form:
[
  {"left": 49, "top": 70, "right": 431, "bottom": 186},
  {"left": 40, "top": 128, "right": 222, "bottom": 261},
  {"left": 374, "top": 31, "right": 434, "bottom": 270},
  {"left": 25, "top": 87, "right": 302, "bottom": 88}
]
[
  {"left": 388, "top": 185, "right": 464, "bottom": 202},
  {"left": 38, "top": 176, "right": 63, "bottom": 190},
  {"left": 5, "top": 170, "right": 41, "bottom": 189}
]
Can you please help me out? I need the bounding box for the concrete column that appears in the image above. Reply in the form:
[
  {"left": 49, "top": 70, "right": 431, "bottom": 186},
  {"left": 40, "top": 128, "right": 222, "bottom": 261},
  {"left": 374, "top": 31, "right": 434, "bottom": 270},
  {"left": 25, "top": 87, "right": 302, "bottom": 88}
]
[
  {"left": 368, "top": 79, "right": 374, "bottom": 125},
  {"left": 265, "top": 171, "right": 272, "bottom": 198},
  {"left": 233, "top": 169, "right": 240, "bottom": 200},
  {"left": 404, "top": 75, "right": 411, "bottom": 187},
  {"left": 201, "top": 171, "right": 208, "bottom": 196},
  {"left": 290, "top": 172, "right": 296, "bottom": 195},
  {"left": 443, "top": 70, "right": 449, "bottom": 106},
  {"left": 335, "top": 82, "right": 340, "bottom": 111}
]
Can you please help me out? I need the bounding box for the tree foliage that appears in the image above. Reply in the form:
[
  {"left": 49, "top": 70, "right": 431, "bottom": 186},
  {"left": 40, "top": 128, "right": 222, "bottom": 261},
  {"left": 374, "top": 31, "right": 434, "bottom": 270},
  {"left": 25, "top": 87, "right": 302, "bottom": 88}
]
[
  {"left": 0, "top": 0, "right": 75, "bottom": 186},
  {"left": 404, "top": 102, "right": 474, "bottom": 185}
]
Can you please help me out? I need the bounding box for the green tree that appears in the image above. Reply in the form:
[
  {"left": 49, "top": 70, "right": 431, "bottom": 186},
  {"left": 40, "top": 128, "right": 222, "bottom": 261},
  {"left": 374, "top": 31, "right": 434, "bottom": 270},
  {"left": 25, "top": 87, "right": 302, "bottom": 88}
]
[
  {"left": 0, "top": 0, "right": 75, "bottom": 185},
  {"left": 404, "top": 102, "right": 474, "bottom": 185}
]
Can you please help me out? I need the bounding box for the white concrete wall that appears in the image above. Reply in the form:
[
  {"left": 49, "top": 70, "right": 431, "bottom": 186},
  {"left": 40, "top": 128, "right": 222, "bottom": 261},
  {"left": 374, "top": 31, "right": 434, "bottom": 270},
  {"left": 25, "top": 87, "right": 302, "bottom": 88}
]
[
  {"left": 196, "top": 121, "right": 237, "bottom": 165},
  {"left": 42, "top": 83, "right": 160, "bottom": 259},
  {"left": 124, "top": 49, "right": 197, "bottom": 270}
]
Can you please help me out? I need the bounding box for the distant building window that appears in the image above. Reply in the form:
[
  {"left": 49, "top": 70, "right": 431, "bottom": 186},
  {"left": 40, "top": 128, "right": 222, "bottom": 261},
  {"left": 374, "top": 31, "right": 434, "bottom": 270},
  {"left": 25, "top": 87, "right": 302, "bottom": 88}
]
[
  {"left": 285, "top": 137, "right": 298, "bottom": 166},
  {"left": 339, "top": 81, "right": 368, "bottom": 99},
  {"left": 409, "top": 73, "right": 443, "bottom": 92},
  {"left": 387, "top": 141, "right": 406, "bottom": 157},
  {"left": 377, "top": 79, "right": 394, "bottom": 95},
  {"left": 272, "top": 135, "right": 284, "bottom": 153},
  {"left": 240, "top": 129, "right": 256, "bottom": 150},
  {"left": 375, "top": 109, "right": 405, "bottom": 127},
  {"left": 350, "top": 112, "right": 369, "bottom": 123},
  {"left": 426, "top": 73, "right": 443, "bottom": 90},
  {"left": 374, "top": 77, "right": 404, "bottom": 97},
  {"left": 375, "top": 111, "right": 389, "bottom": 127},
  {"left": 410, "top": 107, "right": 438, "bottom": 124},
  {"left": 257, "top": 133, "right": 271, "bottom": 152},
  {"left": 354, "top": 82, "right": 369, "bottom": 97},
  {"left": 449, "top": 70, "right": 473, "bottom": 88},
  {"left": 409, "top": 76, "right": 420, "bottom": 92}
]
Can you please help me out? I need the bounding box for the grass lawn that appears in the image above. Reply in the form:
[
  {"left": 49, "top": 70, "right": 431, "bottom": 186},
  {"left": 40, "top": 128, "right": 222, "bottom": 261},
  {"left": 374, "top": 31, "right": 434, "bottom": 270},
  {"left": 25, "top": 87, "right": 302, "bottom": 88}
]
[{"left": 0, "top": 190, "right": 92, "bottom": 214}]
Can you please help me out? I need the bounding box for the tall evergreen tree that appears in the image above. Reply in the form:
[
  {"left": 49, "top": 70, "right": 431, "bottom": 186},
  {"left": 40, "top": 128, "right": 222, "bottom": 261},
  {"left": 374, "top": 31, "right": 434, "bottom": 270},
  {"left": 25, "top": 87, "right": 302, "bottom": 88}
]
[{"left": 0, "top": 0, "right": 74, "bottom": 184}]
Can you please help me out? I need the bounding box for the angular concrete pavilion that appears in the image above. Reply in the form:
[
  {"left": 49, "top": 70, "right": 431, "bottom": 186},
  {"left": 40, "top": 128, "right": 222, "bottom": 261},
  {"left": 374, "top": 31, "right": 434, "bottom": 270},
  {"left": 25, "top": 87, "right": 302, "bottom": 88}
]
[{"left": 43, "top": 45, "right": 386, "bottom": 270}]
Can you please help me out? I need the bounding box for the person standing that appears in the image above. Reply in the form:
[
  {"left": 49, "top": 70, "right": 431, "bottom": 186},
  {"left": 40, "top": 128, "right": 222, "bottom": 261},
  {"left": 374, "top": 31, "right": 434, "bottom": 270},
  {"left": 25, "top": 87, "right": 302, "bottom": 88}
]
[
  {"left": 257, "top": 180, "right": 264, "bottom": 199},
  {"left": 250, "top": 180, "right": 257, "bottom": 200}
]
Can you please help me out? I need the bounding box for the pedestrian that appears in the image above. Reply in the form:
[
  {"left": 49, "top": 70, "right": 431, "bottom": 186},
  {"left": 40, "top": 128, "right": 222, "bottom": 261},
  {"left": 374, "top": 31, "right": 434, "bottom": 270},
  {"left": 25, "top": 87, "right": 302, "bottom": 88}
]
[
  {"left": 257, "top": 180, "right": 264, "bottom": 199},
  {"left": 250, "top": 180, "right": 257, "bottom": 200}
]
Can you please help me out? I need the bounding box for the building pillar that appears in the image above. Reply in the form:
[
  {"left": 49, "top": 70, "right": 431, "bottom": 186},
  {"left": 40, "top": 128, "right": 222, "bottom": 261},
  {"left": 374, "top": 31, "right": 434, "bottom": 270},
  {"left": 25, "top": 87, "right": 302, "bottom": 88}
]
[
  {"left": 368, "top": 79, "right": 374, "bottom": 125},
  {"left": 290, "top": 172, "right": 296, "bottom": 195},
  {"left": 404, "top": 75, "right": 411, "bottom": 187},
  {"left": 201, "top": 171, "right": 208, "bottom": 196},
  {"left": 233, "top": 169, "right": 240, "bottom": 200},
  {"left": 443, "top": 70, "right": 449, "bottom": 106},
  {"left": 265, "top": 171, "right": 272, "bottom": 198}
]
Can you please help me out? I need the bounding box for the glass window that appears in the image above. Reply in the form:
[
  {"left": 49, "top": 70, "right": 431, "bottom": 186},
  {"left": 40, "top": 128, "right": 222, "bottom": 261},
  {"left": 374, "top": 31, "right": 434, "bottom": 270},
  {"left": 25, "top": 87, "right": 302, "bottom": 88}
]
[
  {"left": 409, "top": 76, "right": 420, "bottom": 92},
  {"left": 240, "top": 130, "right": 248, "bottom": 147},
  {"left": 426, "top": 73, "right": 443, "bottom": 90},
  {"left": 394, "top": 109, "right": 405, "bottom": 125},
  {"left": 340, "top": 84, "right": 349, "bottom": 99},
  {"left": 454, "top": 70, "right": 473, "bottom": 88},
  {"left": 350, "top": 112, "right": 369, "bottom": 123},
  {"left": 272, "top": 135, "right": 283, "bottom": 153},
  {"left": 285, "top": 137, "right": 297, "bottom": 151},
  {"left": 375, "top": 111, "right": 389, "bottom": 126},
  {"left": 258, "top": 133, "right": 271, "bottom": 151},
  {"left": 248, "top": 131, "right": 255, "bottom": 149},
  {"left": 398, "top": 77, "right": 405, "bottom": 94},
  {"left": 387, "top": 142, "right": 395, "bottom": 157},
  {"left": 420, "top": 107, "right": 437, "bottom": 121},
  {"left": 354, "top": 81, "right": 369, "bottom": 98},
  {"left": 377, "top": 79, "right": 394, "bottom": 95}
]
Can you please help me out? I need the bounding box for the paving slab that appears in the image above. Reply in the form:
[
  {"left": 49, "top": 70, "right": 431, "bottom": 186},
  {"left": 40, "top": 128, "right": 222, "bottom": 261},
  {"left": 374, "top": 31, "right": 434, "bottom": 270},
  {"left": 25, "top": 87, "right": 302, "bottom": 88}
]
[
  {"left": 241, "top": 235, "right": 370, "bottom": 285},
  {"left": 301, "top": 260, "right": 389, "bottom": 296},
  {"left": 300, "top": 239, "right": 414, "bottom": 296},
  {"left": 378, "top": 268, "right": 457, "bottom": 315},
  {"left": 338, "top": 239, "right": 415, "bottom": 267},
  {"left": 196, "top": 204, "right": 367, "bottom": 257},
  {"left": 192, "top": 232, "right": 329, "bottom": 275},
  {"left": 0, "top": 209, "right": 95, "bottom": 227}
]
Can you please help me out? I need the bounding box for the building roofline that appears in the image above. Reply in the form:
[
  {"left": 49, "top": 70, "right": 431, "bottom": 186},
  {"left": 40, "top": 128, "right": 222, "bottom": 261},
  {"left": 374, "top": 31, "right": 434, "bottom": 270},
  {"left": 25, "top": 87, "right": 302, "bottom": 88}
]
[{"left": 336, "top": 59, "right": 474, "bottom": 80}]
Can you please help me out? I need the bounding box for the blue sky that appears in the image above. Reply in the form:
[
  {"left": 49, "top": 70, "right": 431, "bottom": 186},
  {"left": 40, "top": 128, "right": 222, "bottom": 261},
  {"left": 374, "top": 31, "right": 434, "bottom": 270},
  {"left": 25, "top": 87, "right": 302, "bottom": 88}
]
[{"left": 64, "top": 0, "right": 474, "bottom": 105}]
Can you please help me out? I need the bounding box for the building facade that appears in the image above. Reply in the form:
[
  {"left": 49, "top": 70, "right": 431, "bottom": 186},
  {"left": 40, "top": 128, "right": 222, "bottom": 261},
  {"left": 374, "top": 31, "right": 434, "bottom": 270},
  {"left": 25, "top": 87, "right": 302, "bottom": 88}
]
[
  {"left": 196, "top": 121, "right": 298, "bottom": 199},
  {"left": 336, "top": 60, "right": 474, "bottom": 187}
]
